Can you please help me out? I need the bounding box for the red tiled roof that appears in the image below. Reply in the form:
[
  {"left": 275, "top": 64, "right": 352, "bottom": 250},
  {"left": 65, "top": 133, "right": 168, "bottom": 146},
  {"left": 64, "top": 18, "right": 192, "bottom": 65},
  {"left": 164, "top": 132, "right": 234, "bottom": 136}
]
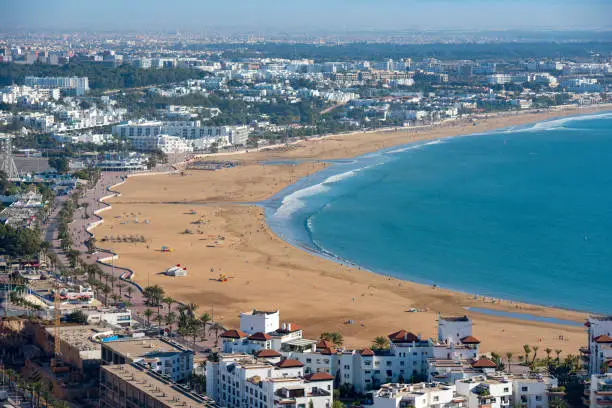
[
  {"left": 595, "top": 335, "right": 612, "bottom": 343},
  {"left": 255, "top": 349, "right": 281, "bottom": 358},
  {"left": 316, "top": 339, "right": 334, "bottom": 349},
  {"left": 388, "top": 329, "right": 419, "bottom": 343},
  {"left": 304, "top": 372, "right": 334, "bottom": 381},
  {"left": 360, "top": 348, "right": 375, "bottom": 356},
  {"left": 248, "top": 332, "right": 272, "bottom": 341},
  {"left": 461, "top": 335, "right": 481, "bottom": 344},
  {"left": 320, "top": 347, "right": 337, "bottom": 355},
  {"left": 472, "top": 357, "right": 497, "bottom": 368},
  {"left": 220, "top": 329, "right": 247, "bottom": 339},
  {"left": 276, "top": 359, "right": 304, "bottom": 368}
]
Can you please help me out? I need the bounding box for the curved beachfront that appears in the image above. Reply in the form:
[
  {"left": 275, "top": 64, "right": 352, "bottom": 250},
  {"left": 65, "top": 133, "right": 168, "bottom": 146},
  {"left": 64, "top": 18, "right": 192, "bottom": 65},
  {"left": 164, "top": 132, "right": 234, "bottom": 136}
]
[{"left": 93, "top": 104, "right": 611, "bottom": 355}]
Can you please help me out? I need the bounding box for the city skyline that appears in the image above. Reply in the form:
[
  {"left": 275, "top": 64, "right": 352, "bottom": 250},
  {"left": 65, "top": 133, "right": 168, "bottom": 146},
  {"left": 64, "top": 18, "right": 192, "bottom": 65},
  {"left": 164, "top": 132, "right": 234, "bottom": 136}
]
[{"left": 2, "top": 0, "right": 612, "bottom": 33}]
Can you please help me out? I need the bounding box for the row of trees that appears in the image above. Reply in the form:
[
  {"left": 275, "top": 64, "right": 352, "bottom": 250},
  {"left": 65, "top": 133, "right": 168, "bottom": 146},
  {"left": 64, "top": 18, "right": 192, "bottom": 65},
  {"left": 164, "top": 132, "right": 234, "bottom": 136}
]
[
  {"left": 0, "top": 62, "right": 208, "bottom": 90},
  {"left": 142, "top": 285, "right": 224, "bottom": 350}
]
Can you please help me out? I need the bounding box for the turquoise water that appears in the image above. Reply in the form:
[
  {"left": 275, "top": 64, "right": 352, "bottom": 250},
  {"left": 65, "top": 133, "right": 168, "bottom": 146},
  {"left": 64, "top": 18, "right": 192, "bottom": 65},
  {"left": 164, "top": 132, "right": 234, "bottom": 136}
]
[{"left": 264, "top": 112, "right": 612, "bottom": 314}]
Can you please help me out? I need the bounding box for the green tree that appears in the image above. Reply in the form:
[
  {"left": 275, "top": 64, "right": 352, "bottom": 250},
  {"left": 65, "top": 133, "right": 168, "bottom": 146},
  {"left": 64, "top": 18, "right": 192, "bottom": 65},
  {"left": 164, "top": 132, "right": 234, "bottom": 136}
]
[
  {"left": 143, "top": 308, "right": 153, "bottom": 327},
  {"left": 523, "top": 344, "right": 531, "bottom": 364},
  {"left": 372, "top": 336, "right": 389, "bottom": 350},
  {"left": 199, "top": 313, "right": 212, "bottom": 340},
  {"left": 320, "top": 332, "right": 344, "bottom": 346},
  {"left": 66, "top": 310, "right": 88, "bottom": 324},
  {"left": 48, "top": 157, "right": 70, "bottom": 173}
]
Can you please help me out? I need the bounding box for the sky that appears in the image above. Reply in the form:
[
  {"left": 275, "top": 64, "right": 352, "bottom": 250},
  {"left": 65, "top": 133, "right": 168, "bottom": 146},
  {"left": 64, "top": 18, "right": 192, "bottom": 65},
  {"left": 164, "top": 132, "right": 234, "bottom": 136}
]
[{"left": 2, "top": 0, "right": 611, "bottom": 33}]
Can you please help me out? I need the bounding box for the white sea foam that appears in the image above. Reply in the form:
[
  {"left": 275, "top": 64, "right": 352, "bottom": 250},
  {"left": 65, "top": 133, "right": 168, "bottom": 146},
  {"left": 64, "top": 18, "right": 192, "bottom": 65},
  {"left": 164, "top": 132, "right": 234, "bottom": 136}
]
[
  {"left": 385, "top": 139, "right": 445, "bottom": 154},
  {"left": 274, "top": 167, "right": 364, "bottom": 219},
  {"left": 498, "top": 111, "right": 612, "bottom": 134}
]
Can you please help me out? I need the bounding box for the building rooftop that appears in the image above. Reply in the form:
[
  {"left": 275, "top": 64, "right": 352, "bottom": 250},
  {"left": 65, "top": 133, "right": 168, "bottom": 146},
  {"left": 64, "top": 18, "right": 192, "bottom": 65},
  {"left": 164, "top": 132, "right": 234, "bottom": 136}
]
[
  {"left": 440, "top": 315, "right": 471, "bottom": 322},
  {"left": 375, "top": 382, "right": 454, "bottom": 399},
  {"left": 102, "top": 364, "right": 217, "bottom": 407},
  {"left": 102, "top": 337, "right": 190, "bottom": 359},
  {"left": 46, "top": 324, "right": 102, "bottom": 352}
]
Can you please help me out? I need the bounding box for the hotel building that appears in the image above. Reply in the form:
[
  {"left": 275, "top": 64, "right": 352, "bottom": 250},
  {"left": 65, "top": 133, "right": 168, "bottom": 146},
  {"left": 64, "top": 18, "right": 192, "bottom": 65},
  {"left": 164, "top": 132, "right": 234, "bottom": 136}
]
[
  {"left": 205, "top": 353, "right": 334, "bottom": 408},
  {"left": 24, "top": 76, "right": 89, "bottom": 96},
  {"left": 582, "top": 316, "right": 612, "bottom": 376},
  {"left": 100, "top": 363, "right": 216, "bottom": 408},
  {"left": 101, "top": 337, "right": 194, "bottom": 382}
]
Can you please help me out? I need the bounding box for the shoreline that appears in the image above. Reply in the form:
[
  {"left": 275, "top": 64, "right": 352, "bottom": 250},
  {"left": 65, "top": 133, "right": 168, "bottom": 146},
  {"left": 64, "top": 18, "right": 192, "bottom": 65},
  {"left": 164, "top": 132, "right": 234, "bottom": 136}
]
[
  {"left": 261, "top": 108, "right": 612, "bottom": 316},
  {"left": 93, "top": 104, "right": 612, "bottom": 355}
]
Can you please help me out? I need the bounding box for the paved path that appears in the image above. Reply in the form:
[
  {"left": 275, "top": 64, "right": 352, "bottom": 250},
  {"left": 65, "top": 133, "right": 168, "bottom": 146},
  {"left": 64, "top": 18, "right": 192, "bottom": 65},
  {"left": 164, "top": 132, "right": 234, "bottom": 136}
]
[{"left": 44, "top": 168, "right": 219, "bottom": 354}]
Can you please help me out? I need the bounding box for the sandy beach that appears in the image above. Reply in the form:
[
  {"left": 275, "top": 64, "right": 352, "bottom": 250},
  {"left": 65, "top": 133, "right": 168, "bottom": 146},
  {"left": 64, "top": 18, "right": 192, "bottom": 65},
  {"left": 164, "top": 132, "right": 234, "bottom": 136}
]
[{"left": 94, "top": 105, "right": 612, "bottom": 355}]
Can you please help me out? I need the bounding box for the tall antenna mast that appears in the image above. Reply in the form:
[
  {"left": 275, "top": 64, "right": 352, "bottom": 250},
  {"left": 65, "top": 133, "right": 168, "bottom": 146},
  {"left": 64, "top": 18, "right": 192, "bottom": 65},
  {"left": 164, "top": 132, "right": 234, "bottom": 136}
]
[{"left": 0, "top": 135, "right": 19, "bottom": 180}]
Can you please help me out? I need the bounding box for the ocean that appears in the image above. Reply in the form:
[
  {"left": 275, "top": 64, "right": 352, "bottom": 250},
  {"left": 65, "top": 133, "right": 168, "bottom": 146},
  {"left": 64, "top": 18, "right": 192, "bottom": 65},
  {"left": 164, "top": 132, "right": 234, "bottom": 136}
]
[{"left": 264, "top": 112, "right": 612, "bottom": 314}]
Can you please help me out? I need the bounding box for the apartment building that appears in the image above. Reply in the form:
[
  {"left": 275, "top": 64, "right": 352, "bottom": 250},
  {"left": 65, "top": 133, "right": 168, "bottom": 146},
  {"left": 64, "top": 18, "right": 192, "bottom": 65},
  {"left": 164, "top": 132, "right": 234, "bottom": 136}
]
[
  {"left": 24, "top": 76, "right": 89, "bottom": 96},
  {"left": 512, "top": 374, "right": 561, "bottom": 408},
  {"left": 219, "top": 311, "right": 483, "bottom": 394},
  {"left": 373, "top": 382, "right": 465, "bottom": 408},
  {"left": 205, "top": 353, "right": 334, "bottom": 408},
  {"left": 586, "top": 373, "right": 612, "bottom": 408},
  {"left": 101, "top": 337, "right": 194, "bottom": 382},
  {"left": 455, "top": 375, "right": 512, "bottom": 408},
  {"left": 100, "top": 364, "right": 215, "bottom": 408},
  {"left": 582, "top": 316, "right": 612, "bottom": 376}
]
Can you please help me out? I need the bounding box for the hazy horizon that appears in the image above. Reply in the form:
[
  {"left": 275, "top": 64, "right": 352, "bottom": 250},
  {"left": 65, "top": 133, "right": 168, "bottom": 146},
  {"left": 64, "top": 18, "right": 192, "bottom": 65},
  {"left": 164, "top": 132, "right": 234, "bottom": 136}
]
[{"left": 2, "top": 0, "right": 611, "bottom": 33}]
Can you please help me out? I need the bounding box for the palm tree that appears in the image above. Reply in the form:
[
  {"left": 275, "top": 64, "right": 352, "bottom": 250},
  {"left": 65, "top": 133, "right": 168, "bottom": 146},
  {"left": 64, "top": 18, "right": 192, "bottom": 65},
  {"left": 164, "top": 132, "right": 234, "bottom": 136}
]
[
  {"left": 372, "top": 336, "right": 389, "bottom": 350},
  {"left": 199, "top": 313, "right": 212, "bottom": 340},
  {"left": 209, "top": 322, "right": 224, "bottom": 348},
  {"left": 126, "top": 285, "right": 133, "bottom": 298},
  {"left": 165, "top": 312, "right": 177, "bottom": 335},
  {"left": 523, "top": 344, "right": 531, "bottom": 364},
  {"left": 117, "top": 282, "right": 126, "bottom": 297},
  {"left": 531, "top": 345, "right": 539, "bottom": 364},
  {"left": 506, "top": 352, "right": 513, "bottom": 373},
  {"left": 108, "top": 275, "right": 116, "bottom": 292},
  {"left": 545, "top": 348, "right": 552, "bottom": 362},
  {"left": 186, "top": 302, "right": 198, "bottom": 317},
  {"left": 155, "top": 313, "right": 163, "bottom": 329},
  {"left": 163, "top": 296, "right": 176, "bottom": 313},
  {"left": 143, "top": 308, "right": 153, "bottom": 327},
  {"left": 189, "top": 318, "right": 201, "bottom": 350},
  {"left": 555, "top": 349, "right": 562, "bottom": 362},
  {"left": 101, "top": 285, "right": 110, "bottom": 306},
  {"left": 111, "top": 293, "right": 120, "bottom": 306},
  {"left": 320, "top": 332, "right": 344, "bottom": 346},
  {"left": 518, "top": 355, "right": 524, "bottom": 365}
]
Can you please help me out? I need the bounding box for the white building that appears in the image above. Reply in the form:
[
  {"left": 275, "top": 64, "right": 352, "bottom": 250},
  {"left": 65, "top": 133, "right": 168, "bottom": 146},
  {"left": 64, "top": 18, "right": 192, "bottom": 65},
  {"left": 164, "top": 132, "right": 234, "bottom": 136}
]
[
  {"left": 18, "top": 112, "right": 55, "bottom": 131},
  {"left": 584, "top": 316, "right": 612, "bottom": 376},
  {"left": 512, "top": 374, "right": 560, "bottom": 408},
  {"left": 101, "top": 338, "right": 193, "bottom": 382},
  {"left": 24, "top": 76, "right": 89, "bottom": 96},
  {"left": 587, "top": 373, "right": 612, "bottom": 408},
  {"left": 113, "top": 119, "right": 249, "bottom": 148},
  {"left": 220, "top": 311, "right": 484, "bottom": 394},
  {"left": 84, "top": 308, "right": 132, "bottom": 327},
  {"left": 240, "top": 310, "right": 280, "bottom": 335},
  {"left": 455, "top": 375, "right": 512, "bottom": 408},
  {"left": 373, "top": 382, "right": 465, "bottom": 408},
  {"left": 487, "top": 74, "right": 513, "bottom": 85},
  {"left": 156, "top": 134, "right": 193, "bottom": 154},
  {"left": 206, "top": 353, "right": 334, "bottom": 408}
]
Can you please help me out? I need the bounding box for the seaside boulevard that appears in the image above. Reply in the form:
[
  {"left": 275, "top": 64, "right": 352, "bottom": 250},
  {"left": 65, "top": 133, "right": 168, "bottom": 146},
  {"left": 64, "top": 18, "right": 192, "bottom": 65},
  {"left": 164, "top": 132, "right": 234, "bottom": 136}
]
[{"left": 93, "top": 104, "right": 611, "bottom": 355}]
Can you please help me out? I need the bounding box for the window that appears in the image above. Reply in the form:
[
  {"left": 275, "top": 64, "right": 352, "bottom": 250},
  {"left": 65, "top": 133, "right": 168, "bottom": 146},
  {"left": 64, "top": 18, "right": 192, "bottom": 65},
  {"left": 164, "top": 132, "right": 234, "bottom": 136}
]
[
  {"left": 433, "top": 396, "right": 439, "bottom": 402},
  {"left": 504, "top": 387, "right": 509, "bottom": 392},
  {"left": 536, "top": 396, "right": 542, "bottom": 401},
  {"left": 522, "top": 386, "right": 528, "bottom": 392}
]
